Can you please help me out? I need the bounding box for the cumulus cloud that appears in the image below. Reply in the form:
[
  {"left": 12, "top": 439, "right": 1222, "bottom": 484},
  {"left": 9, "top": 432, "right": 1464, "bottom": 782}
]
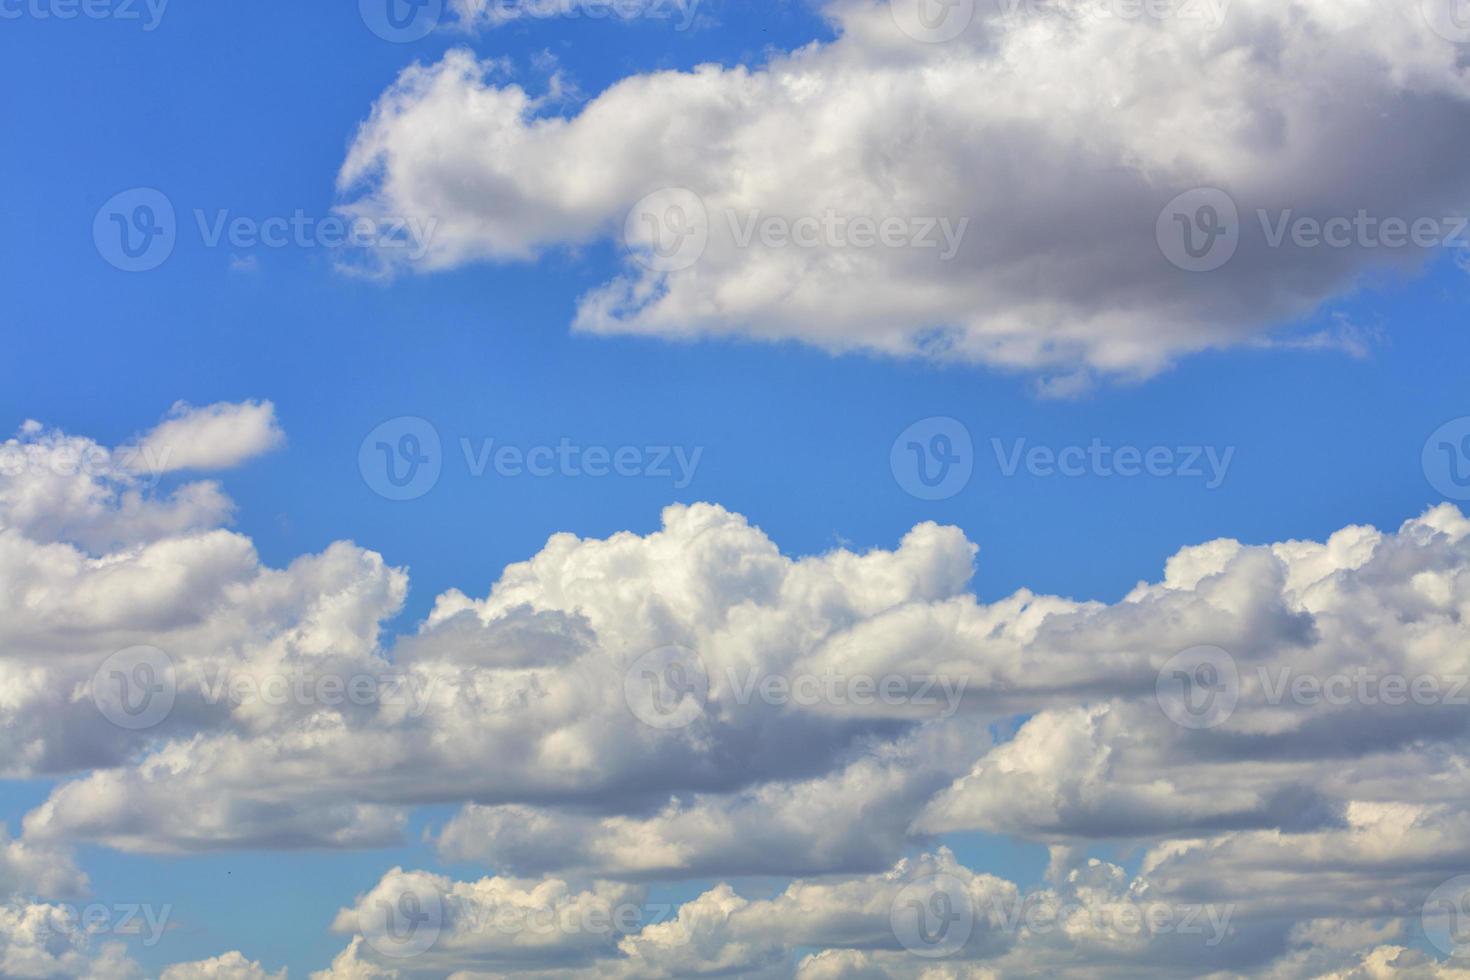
[
  {"left": 9, "top": 413, "right": 1470, "bottom": 975},
  {"left": 337, "top": 0, "right": 1470, "bottom": 385},
  {"left": 161, "top": 952, "right": 288, "bottom": 980},
  {"left": 137, "top": 400, "right": 285, "bottom": 474},
  {"left": 0, "top": 901, "right": 141, "bottom": 980}
]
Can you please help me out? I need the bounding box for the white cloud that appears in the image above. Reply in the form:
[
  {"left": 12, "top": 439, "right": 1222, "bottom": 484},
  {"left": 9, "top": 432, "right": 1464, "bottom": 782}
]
[
  {"left": 337, "top": 0, "right": 1470, "bottom": 386},
  {"left": 8, "top": 413, "right": 1470, "bottom": 976},
  {"left": 137, "top": 400, "right": 285, "bottom": 474},
  {"left": 161, "top": 952, "right": 288, "bottom": 980}
]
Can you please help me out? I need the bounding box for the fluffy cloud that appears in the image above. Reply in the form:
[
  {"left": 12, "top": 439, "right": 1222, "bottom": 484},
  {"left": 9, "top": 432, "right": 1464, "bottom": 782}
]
[
  {"left": 161, "top": 952, "right": 288, "bottom": 980},
  {"left": 0, "top": 901, "right": 141, "bottom": 980},
  {"left": 136, "top": 400, "right": 285, "bottom": 474},
  {"left": 9, "top": 413, "right": 1470, "bottom": 975},
  {"left": 337, "top": 0, "right": 1470, "bottom": 385}
]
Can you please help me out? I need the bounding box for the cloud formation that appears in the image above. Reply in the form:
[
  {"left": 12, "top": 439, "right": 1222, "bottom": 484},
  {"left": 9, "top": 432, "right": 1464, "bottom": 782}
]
[
  {"left": 338, "top": 0, "right": 1470, "bottom": 386},
  {"left": 6, "top": 412, "right": 1470, "bottom": 975}
]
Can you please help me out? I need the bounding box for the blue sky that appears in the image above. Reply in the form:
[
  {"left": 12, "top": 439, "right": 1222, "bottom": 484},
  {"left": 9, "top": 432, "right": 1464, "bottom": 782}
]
[{"left": 5, "top": 1, "right": 1470, "bottom": 977}]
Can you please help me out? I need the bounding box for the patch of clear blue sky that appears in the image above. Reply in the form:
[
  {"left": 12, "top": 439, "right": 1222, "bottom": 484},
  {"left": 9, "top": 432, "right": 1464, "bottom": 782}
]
[{"left": 2, "top": 0, "right": 1468, "bottom": 973}]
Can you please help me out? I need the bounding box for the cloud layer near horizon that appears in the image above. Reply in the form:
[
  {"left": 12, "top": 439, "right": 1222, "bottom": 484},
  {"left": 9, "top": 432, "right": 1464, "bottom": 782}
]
[{"left": 3, "top": 408, "right": 1470, "bottom": 975}]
